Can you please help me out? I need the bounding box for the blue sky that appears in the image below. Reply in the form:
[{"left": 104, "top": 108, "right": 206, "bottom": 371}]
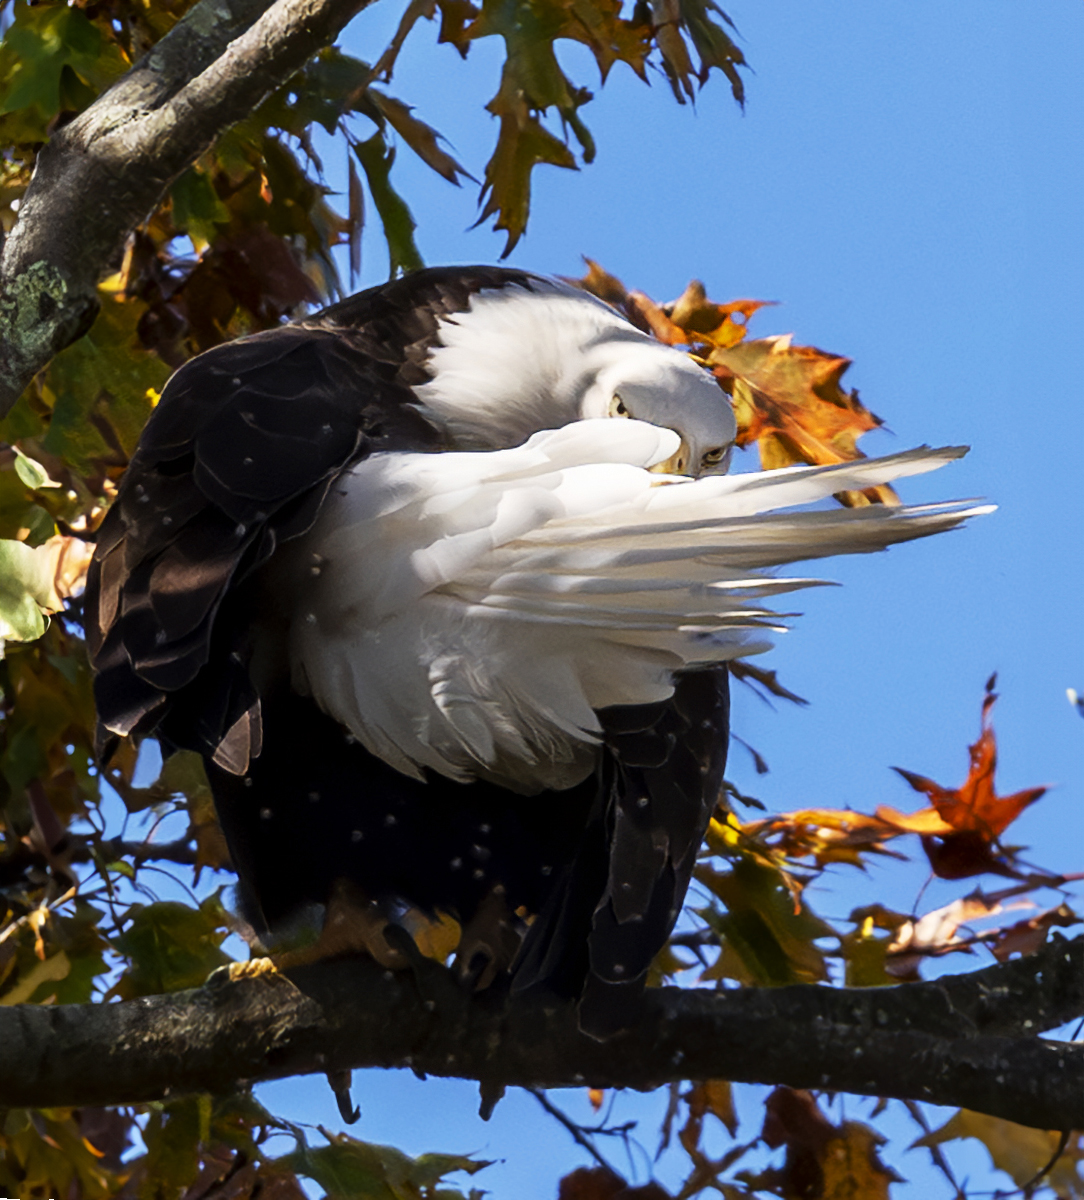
[{"left": 249, "top": 3, "right": 1084, "bottom": 1195}]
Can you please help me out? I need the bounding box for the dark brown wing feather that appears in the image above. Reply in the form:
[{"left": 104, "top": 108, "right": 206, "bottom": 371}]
[{"left": 512, "top": 667, "right": 730, "bottom": 1038}]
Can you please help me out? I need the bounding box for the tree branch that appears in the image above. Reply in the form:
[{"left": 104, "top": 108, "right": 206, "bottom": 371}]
[
  {"left": 0, "top": 0, "right": 370, "bottom": 414},
  {"left": 2, "top": 934, "right": 1079, "bottom": 1129},
  {"left": 0, "top": 835, "right": 198, "bottom": 887}
]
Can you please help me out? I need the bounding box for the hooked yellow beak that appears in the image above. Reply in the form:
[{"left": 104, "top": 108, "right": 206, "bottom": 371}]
[{"left": 648, "top": 438, "right": 691, "bottom": 476}]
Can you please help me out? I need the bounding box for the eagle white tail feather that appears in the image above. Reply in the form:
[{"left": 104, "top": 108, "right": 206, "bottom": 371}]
[{"left": 283, "top": 420, "right": 991, "bottom": 791}]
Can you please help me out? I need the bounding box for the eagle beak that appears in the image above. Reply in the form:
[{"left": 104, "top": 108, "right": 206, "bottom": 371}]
[{"left": 648, "top": 438, "right": 691, "bottom": 477}]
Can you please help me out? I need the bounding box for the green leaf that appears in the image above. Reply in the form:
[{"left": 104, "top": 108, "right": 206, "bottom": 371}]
[
  {"left": 477, "top": 68, "right": 577, "bottom": 256},
  {"left": 170, "top": 165, "right": 231, "bottom": 249},
  {"left": 140, "top": 1096, "right": 210, "bottom": 1199},
  {"left": 20, "top": 504, "right": 58, "bottom": 548},
  {"left": 353, "top": 133, "right": 425, "bottom": 277},
  {"left": 0, "top": 2, "right": 127, "bottom": 139},
  {"left": 157, "top": 748, "right": 214, "bottom": 805},
  {"left": 410, "top": 1153, "right": 492, "bottom": 1191},
  {"left": 112, "top": 898, "right": 231, "bottom": 998},
  {"left": 12, "top": 447, "right": 60, "bottom": 491},
  {"left": 696, "top": 859, "right": 834, "bottom": 985},
  {"left": 277, "top": 1133, "right": 490, "bottom": 1200},
  {"left": 40, "top": 292, "right": 167, "bottom": 476},
  {"left": 0, "top": 537, "right": 61, "bottom": 645}
]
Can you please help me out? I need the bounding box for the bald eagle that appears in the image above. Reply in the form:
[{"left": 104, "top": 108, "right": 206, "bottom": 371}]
[{"left": 85, "top": 266, "right": 984, "bottom": 1035}]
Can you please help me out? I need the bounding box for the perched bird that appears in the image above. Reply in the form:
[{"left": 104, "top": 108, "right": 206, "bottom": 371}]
[{"left": 85, "top": 266, "right": 987, "bottom": 1035}]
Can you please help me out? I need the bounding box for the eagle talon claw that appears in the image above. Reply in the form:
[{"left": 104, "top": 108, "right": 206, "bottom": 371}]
[{"left": 326, "top": 1070, "right": 360, "bottom": 1124}]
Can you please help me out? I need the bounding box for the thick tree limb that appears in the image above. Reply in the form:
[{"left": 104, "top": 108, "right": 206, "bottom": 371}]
[
  {"left": 0, "top": 0, "right": 370, "bottom": 414},
  {"left": 3, "top": 934, "right": 1080, "bottom": 1130}
]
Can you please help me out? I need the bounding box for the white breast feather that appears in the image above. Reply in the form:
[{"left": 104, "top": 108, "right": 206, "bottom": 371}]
[{"left": 284, "top": 420, "right": 990, "bottom": 793}]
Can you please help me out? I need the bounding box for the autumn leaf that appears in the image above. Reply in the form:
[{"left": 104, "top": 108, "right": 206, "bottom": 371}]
[
  {"left": 891, "top": 678, "right": 1048, "bottom": 879},
  {"left": 476, "top": 66, "right": 579, "bottom": 255},
  {"left": 573, "top": 263, "right": 888, "bottom": 505},
  {"left": 739, "top": 807, "right": 909, "bottom": 872},
  {"left": 913, "top": 1113, "right": 1083, "bottom": 1197},
  {"left": 558, "top": 1165, "right": 672, "bottom": 1199},
  {"left": 369, "top": 89, "right": 473, "bottom": 186},
  {"left": 709, "top": 335, "right": 894, "bottom": 506},
  {"left": 987, "top": 902, "right": 1079, "bottom": 962},
  {"left": 685, "top": 1080, "right": 738, "bottom": 1139},
  {"left": 750, "top": 1089, "right": 901, "bottom": 1200},
  {"left": 696, "top": 859, "right": 834, "bottom": 985},
  {"left": 572, "top": 260, "right": 769, "bottom": 350},
  {"left": 884, "top": 892, "right": 1007, "bottom": 980}
]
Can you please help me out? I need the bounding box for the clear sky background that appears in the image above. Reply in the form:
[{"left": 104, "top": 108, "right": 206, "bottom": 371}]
[{"left": 242, "top": 4, "right": 1084, "bottom": 1195}]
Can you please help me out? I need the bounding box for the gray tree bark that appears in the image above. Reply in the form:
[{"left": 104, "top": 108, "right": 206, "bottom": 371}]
[
  {"left": 2, "top": 933, "right": 1080, "bottom": 1130},
  {"left": 0, "top": 0, "right": 370, "bottom": 414}
]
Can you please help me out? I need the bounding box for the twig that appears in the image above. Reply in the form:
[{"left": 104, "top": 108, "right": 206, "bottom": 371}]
[
  {"left": 1018, "top": 1129, "right": 1071, "bottom": 1197},
  {"left": 901, "top": 1099, "right": 964, "bottom": 1198},
  {"left": 527, "top": 1087, "right": 617, "bottom": 1175}
]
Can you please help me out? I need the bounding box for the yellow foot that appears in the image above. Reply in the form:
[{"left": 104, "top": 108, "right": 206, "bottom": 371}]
[
  {"left": 273, "top": 882, "right": 410, "bottom": 971},
  {"left": 454, "top": 886, "right": 521, "bottom": 991},
  {"left": 227, "top": 957, "right": 281, "bottom": 981}
]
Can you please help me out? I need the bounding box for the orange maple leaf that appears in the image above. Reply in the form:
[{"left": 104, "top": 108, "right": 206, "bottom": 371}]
[
  {"left": 708, "top": 335, "right": 894, "bottom": 507},
  {"left": 888, "top": 677, "right": 1048, "bottom": 880},
  {"left": 571, "top": 260, "right": 891, "bottom": 506}
]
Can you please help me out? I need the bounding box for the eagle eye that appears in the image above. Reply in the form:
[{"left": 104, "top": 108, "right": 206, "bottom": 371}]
[
  {"left": 608, "top": 395, "right": 631, "bottom": 418},
  {"left": 701, "top": 447, "right": 728, "bottom": 467}
]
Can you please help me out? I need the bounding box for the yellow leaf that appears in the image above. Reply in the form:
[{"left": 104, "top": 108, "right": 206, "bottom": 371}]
[
  {"left": 913, "top": 1111, "right": 1082, "bottom": 1195},
  {"left": 0, "top": 949, "right": 71, "bottom": 1005}
]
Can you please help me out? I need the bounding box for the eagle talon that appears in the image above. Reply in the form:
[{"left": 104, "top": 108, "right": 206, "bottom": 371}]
[
  {"left": 326, "top": 1070, "right": 361, "bottom": 1124},
  {"left": 453, "top": 888, "right": 522, "bottom": 992}
]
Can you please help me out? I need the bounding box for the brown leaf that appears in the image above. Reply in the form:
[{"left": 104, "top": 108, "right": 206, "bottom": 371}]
[
  {"left": 687, "top": 1080, "right": 738, "bottom": 1137},
  {"left": 571, "top": 258, "right": 629, "bottom": 309},
  {"left": 757, "top": 1092, "right": 902, "bottom": 1200},
  {"left": 987, "top": 902, "right": 1079, "bottom": 962},
  {"left": 476, "top": 68, "right": 578, "bottom": 255},
  {"left": 741, "top": 807, "right": 909, "bottom": 872},
  {"left": 588, "top": 1087, "right": 605, "bottom": 1112},
  {"left": 666, "top": 280, "right": 768, "bottom": 349},
  {"left": 558, "top": 1166, "right": 672, "bottom": 1199},
  {"left": 435, "top": 0, "right": 480, "bottom": 53},
  {"left": 820, "top": 1122, "right": 902, "bottom": 1200},
  {"left": 368, "top": 90, "right": 472, "bottom": 185},
  {"left": 347, "top": 151, "right": 363, "bottom": 283}
]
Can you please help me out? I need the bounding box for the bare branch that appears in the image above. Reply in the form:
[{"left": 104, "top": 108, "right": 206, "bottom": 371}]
[
  {"left": 0, "top": 834, "right": 198, "bottom": 889},
  {"left": 0, "top": 0, "right": 371, "bottom": 414},
  {"left": 1, "top": 935, "right": 1079, "bottom": 1129}
]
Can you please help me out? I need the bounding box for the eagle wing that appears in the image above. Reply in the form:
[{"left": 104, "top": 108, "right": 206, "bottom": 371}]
[
  {"left": 87, "top": 266, "right": 534, "bottom": 769},
  {"left": 86, "top": 323, "right": 440, "bottom": 771}
]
